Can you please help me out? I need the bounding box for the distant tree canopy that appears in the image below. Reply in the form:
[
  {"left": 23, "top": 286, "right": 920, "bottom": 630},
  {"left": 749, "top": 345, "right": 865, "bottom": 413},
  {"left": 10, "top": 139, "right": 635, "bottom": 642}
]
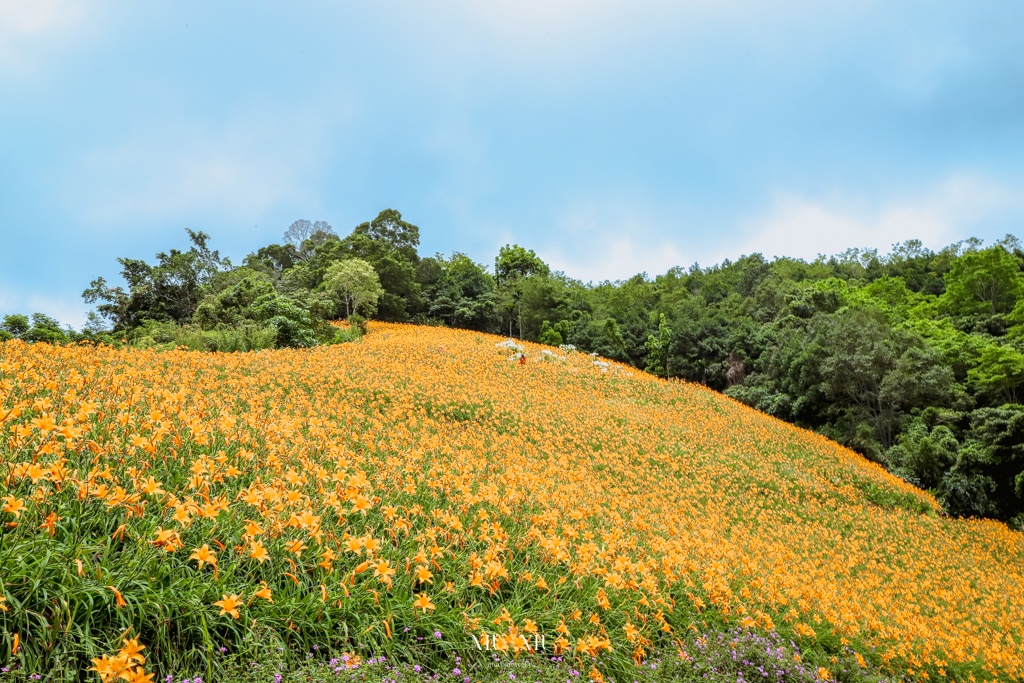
[
  {"left": 283, "top": 219, "right": 337, "bottom": 262},
  {"left": 83, "top": 229, "right": 230, "bottom": 330},
  {"left": 1, "top": 313, "right": 71, "bottom": 345},
  {"left": 51, "top": 214, "right": 1024, "bottom": 525}
]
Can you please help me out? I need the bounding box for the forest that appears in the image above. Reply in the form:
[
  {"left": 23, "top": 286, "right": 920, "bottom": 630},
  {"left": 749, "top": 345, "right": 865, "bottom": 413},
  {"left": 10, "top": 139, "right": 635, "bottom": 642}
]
[{"left": 3, "top": 209, "right": 1024, "bottom": 527}]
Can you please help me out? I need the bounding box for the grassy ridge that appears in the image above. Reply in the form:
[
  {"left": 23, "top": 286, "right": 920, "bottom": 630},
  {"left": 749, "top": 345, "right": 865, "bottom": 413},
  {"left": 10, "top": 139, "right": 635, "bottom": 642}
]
[{"left": 1, "top": 324, "right": 1022, "bottom": 681}]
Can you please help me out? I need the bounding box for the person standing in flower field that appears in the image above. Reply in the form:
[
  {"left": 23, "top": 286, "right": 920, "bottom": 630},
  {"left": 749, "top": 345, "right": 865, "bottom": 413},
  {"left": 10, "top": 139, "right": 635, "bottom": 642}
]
[{"left": 519, "top": 353, "right": 526, "bottom": 366}]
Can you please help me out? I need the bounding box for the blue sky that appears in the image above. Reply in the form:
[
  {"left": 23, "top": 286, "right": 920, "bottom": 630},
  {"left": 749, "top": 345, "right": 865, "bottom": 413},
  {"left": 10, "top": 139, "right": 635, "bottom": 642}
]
[{"left": 2, "top": 1, "right": 1023, "bottom": 327}]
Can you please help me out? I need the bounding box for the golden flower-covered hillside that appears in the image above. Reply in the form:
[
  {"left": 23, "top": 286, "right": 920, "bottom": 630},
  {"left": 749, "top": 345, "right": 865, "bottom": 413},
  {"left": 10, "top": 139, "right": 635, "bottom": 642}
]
[{"left": 1, "top": 323, "right": 1022, "bottom": 680}]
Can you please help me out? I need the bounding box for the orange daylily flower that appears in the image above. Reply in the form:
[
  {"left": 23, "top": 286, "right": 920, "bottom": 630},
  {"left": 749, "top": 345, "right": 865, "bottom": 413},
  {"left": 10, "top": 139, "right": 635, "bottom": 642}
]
[
  {"left": 89, "top": 652, "right": 131, "bottom": 682},
  {"left": 249, "top": 541, "right": 270, "bottom": 563},
  {"left": 374, "top": 559, "right": 395, "bottom": 588},
  {"left": 2, "top": 496, "right": 26, "bottom": 518},
  {"left": 412, "top": 592, "right": 436, "bottom": 612},
  {"left": 252, "top": 582, "right": 273, "bottom": 603},
  {"left": 40, "top": 511, "right": 59, "bottom": 536},
  {"left": 118, "top": 637, "right": 146, "bottom": 665},
  {"left": 107, "top": 586, "right": 128, "bottom": 608},
  {"left": 189, "top": 544, "right": 217, "bottom": 571},
  {"left": 214, "top": 594, "right": 242, "bottom": 619}
]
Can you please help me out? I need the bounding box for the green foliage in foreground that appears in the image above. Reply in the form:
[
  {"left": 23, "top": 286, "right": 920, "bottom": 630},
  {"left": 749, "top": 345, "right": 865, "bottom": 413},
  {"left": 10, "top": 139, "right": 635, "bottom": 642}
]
[
  {"left": 0, "top": 458, "right": 978, "bottom": 683},
  {"left": 154, "top": 628, "right": 908, "bottom": 683}
]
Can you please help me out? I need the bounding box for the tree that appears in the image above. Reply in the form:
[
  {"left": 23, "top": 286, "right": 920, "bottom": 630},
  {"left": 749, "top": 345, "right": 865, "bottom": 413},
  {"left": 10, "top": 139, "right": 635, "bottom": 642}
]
[
  {"left": 576, "top": 274, "right": 659, "bottom": 366},
  {"left": 244, "top": 243, "right": 299, "bottom": 274},
  {"left": 662, "top": 296, "right": 742, "bottom": 389},
  {"left": 1, "top": 313, "right": 70, "bottom": 344},
  {"left": 284, "top": 220, "right": 336, "bottom": 261},
  {"left": 820, "top": 307, "right": 953, "bottom": 456},
  {"left": 22, "top": 313, "right": 69, "bottom": 344},
  {"left": 943, "top": 245, "right": 1023, "bottom": 317},
  {"left": 885, "top": 416, "right": 960, "bottom": 490},
  {"left": 539, "top": 320, "right": 570, "bottom": 346},
  {"left": 81, "top": 311, "right": 110, "bottom": 337},
  {"left": 421, "top": 253, "right": 497, "bottom": 330},
  {"left": 352, "top": 209, "right": 420, "bottom": 263},
  {"left": 494, "top": 244, "right": 550, "bottom": 338},
  {"left": 1, "top": 314, "right": 30, "bottom": 338},
  {"left": 322, "top": 259, "right": 384, "bottom": 318},
  {"left": 645, "top": 313, "right": 672, "bottom": 378},
  {"left": 495, "top": 244, "right": 549, "bottom": 285},
  {"left": 884, "top": 239, "right": 945, "bottom": 295},
  {"left": 516, "top": 274, "right": 570, "bottom": 341},
  {"left": 968, "top": 341, "right": 1024, "bottom": 404},
  {"left": 330, "top": 210, "right": 425, "bottom": 321},
  {"left": 193, "top": 273, "right": 277, "bottom": 329},
  {"left": 365, "top": 251, "right": 421, "bottom": 321},
  {"left": 83, "top": 229, "right": 230, "bottom": 330},
  {"left": 940, "top": 405, "right": 1024, "bottom": 520},
  {"left": 250, "top": 293, "right": 320, "bottom": 348}
]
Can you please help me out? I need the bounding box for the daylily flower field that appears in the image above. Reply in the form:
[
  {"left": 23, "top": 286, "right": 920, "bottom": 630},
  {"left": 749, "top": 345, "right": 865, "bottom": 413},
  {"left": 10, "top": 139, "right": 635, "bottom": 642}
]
[{"left": 1, "top": 324, "right": 1022, "bottom": 681}]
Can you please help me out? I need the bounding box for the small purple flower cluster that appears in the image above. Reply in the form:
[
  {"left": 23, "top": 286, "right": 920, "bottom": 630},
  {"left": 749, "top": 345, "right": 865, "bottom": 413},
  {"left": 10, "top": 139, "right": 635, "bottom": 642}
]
[
  {"left": 153, "top": 625, "right": 920, "bottom": 683},
  {"left": 648, "top": 627, "right": 911, "bottom": 683}
]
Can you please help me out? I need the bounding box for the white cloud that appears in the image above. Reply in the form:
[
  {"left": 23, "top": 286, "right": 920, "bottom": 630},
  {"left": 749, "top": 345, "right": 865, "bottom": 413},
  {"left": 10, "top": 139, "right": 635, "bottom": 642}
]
[
  {"left": 0, "top": 285, "right": 88, "bottom": 329},
  {"left": 24, "top": 295, "right": 88, "bottom": 329},
  {"left": 390, "top": 0, "right": 872, "bottom": 84},
  {"left": 736, "top": 175, "right": 1024, "bottom": 262},
  {"left": 0, "top": 0, "right": 93, "bottom": 77},
  {"left": 0, "top": 0, "right": 68, "bottom": 32},
  {"left": 539, "top": 201, "right": 692, "bottom": 282},
  {"left": 67, "top": 108, "right": 340, "bottom": 230},
  {"left": 546, "top": 235, "right": 688, "bottom": 284},
  {"left": 519, "top": 174, "right": 1024, "bottom": 285}
]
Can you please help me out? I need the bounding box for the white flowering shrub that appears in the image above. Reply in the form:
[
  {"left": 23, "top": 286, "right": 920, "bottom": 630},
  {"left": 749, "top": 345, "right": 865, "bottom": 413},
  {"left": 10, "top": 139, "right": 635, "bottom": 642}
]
[{"left": 496, "top": 339, "right": 524, "bottom": 354}]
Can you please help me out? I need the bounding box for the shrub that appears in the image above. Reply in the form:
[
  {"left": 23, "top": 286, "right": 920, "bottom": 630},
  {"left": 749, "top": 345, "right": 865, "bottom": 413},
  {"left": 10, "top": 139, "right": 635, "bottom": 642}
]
[
  {"left": 1, "top": 314, "right": 30, "bottom": 338},
  {"left": 348, "top": 314, "right": 369, "bottom": 335},
  {"left": 0, "top": 313, "right": 70, "bottom": 344},
  {"left": 252, "top": 293, "right": 320, "bottom": 348},
  {"left": 128, "top": 320, "right": 278, "bottom": 352}
]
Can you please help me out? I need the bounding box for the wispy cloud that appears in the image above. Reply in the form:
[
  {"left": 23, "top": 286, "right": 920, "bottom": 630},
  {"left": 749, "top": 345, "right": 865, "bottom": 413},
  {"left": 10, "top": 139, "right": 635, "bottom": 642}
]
[
  {"left": 736, "top": 174, "right": 1024, "bottom": 261},
  {"left": 65, "top": 107, "right": 342, "bottom": 231},
  {"left": 535, "top": 174, "right": 1024, "bottom": 284},
  {"left": 0, "top": 0, "right": 93, "bottom": 77},
  {"left": 546, "top": 235, "right": 689, "bottom": 284},
  {"left": 539, "top": 200, "right": 692, "bottom": 282},
  {"left": 0, "top": 285, "right": 88, "bottom": 329}
]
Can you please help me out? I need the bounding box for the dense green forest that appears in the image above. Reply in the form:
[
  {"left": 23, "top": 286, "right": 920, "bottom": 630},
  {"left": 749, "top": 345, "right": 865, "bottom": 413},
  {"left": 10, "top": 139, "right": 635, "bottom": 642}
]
[{"left": 4, "top": 209, "right": 1024, "bottom": 527}]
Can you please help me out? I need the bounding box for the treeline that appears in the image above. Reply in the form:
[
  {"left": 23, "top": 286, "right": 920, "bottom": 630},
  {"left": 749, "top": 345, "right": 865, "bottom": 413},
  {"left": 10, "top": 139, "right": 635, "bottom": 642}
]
[{"left": 3, "top": 209, "right": 1024, "bottom": 525}]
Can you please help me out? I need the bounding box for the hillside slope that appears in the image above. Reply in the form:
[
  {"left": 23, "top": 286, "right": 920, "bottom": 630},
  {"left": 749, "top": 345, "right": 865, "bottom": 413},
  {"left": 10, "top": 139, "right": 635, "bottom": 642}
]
[{"left": 1, "top": 323, "right": 1022, "bottom": 680}]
